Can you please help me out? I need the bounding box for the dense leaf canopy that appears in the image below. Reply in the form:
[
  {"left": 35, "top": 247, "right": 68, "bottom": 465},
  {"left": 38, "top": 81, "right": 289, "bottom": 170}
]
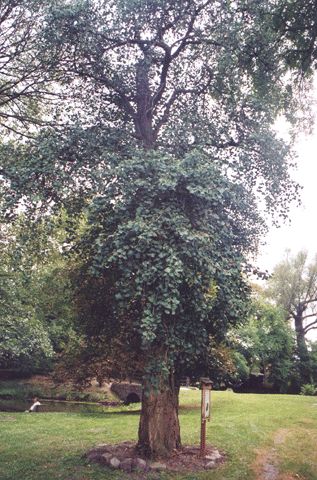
[{"left": 0, "top": 0, "right": 312, "bottom": 387}]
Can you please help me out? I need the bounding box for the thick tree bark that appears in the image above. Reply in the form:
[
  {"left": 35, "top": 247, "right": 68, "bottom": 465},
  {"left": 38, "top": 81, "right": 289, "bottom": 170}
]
[
  {"left": 135, "top": 55, "right": 155, "bottom": 149},
  {"left": 137, "top": 373, "right": 181, "bottom": 459}
]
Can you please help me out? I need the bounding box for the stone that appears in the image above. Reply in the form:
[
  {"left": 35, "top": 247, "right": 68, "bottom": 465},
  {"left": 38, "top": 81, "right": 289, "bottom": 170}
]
[
  {"left": 205, "top": 450, "right": 222, "bottom": 461},
  {"left": 184, "top": 447, "right": 199, "bottom": 455},
  {"left": 205, "top": 460, "right": 216, "bottom": 469},
  {"left": 119, "top": 458, "right": 133, "bottom": 473},
  {"left": 95, "top": 443, "right": 109, "bottom": 449},
  {"left": 86, "top": 452, "right": 103, "bottom": 462},
  {"left": 134, "top": 457, "right": 148, "bottom": 471},
  {"left": 150, "top": 462, "right": 167, "bottom": 471},
  {"left": 109, "top": 457, "right": 121, "bottom": 469},
  {"left": 100, "top": 452, "right": 113, "bottom": 465},
  {"left": 184, "top": 446, "right": 199, "bottom": 452}
]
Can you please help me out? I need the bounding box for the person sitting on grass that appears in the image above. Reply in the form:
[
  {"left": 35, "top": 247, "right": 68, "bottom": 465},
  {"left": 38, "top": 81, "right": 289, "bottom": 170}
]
[{"left": 28, "top": 397, "right": 41, "bottom": 412}]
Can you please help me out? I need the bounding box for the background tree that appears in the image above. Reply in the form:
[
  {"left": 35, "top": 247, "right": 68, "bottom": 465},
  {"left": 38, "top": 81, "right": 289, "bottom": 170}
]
[
  {"left": 0, "top": 214, "right": 76, "bottom": 373},
  {"left": 0, "top": 0, "right": 60, "bottom": 138},
  {"left": 268, "top": 250, "right": 317, "bottom": 384},
  {"left": 0, "top": 228, "right": 53, "bottom": 372},
  {"left": 309, "top": 341, "right": 317, "bottom": 386},
  {"left": 0, "top": 0, "right": 311, "bottom": 458},
  {"left": 231, "top": 300, "right": 295, "bottom": 393}
]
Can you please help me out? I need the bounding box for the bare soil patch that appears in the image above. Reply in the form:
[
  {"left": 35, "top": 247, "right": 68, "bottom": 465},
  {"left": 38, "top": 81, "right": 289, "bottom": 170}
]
[
  {"left": 253, "top": 448, "right": 279, "bottom": 480},
  {"left": 253, "top": 429, "right": 295, "bottom": 480},
  {"left": 86, "top": 441, "right": 225, "bottom": 477},
  {"left": 278, "top": 474, "right": 303, "bottom": 480},
  {"left": 273, "top": 429, "right": 289, "bottom": 446}
]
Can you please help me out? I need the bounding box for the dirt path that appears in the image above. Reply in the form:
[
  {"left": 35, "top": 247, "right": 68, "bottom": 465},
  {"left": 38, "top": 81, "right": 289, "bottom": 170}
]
[{"left": 252, "top": 429, "right": 299, "bottom": 480}]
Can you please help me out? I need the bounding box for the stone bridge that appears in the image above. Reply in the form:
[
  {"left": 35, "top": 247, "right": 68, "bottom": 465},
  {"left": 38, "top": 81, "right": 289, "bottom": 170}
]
[{"left": 110, "top": 382, "right": 142, "bottom": 404}]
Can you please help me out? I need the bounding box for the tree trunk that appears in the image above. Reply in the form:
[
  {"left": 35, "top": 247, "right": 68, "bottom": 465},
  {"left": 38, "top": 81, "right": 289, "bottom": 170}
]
[
  {"left": 137, "top": 373, "right": 181, "bottom": 459},
  {"left": 135, "top": 55, "right": 155, "bottom": 149},
  {"left": 294, "top": 315, "right": 312, "bottom": 384}
]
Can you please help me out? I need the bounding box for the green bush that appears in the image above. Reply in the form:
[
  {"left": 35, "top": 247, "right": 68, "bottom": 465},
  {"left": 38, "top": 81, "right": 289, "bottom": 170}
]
[
  {"left": 86, "top": 392, "right": 105, "bottom": 402},
  {"left": 300, "top": 383, "right": 316, "bottom": 396},
  {"left": 66, "top": 391, "right": 90, "bottom": 401}
]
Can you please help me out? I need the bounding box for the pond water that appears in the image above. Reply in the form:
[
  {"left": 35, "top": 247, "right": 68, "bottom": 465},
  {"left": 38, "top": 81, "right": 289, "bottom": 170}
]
[{"left": 0, "top": 398, "right": 123, "bottom": 414}]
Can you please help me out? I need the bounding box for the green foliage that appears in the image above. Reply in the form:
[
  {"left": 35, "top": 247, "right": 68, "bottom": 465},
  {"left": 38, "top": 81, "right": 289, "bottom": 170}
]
[
  {"left": 68, "top": 149, "right": 257, "bottom": 382},
  {"left": 300, "top": 383, "right": 317, "bottom": 396},
  {"left": 2, "top": 1, "right": 302, "bottom": 217},
  {"left": 204, "top": 343, "right": 249, "bottom": 389},
  {"left": 0, "top": 0, "right": 312, "bottom": 407},
  {"left": 231, "top": 351, "right": 250, "bottom": 386},
  {"left": 0, "top": 316, "right": 53, "bottom": 372},
  {"left": 231, "top": 300, "right": 295, "bottom": 392},
  {"left": 0, "top": 229, "right": 53, "bottom": 370},
  {"left": 0, "top": 215, "right": 78, "bottom": 373},
  {"left": 0, "top": 379, "right": 113, "bottom": 403},
  {"left": 309, "top": 341, "right": 317, "bottom": 384},
  {"left": 274, "top": 0, "right": 317, "bottom": 72}
]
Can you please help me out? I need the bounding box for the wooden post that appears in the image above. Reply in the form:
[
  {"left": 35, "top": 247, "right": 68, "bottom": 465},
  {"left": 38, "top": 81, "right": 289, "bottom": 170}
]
[{"left": 200, "top": 377, "right": 212, "bottom": 457}]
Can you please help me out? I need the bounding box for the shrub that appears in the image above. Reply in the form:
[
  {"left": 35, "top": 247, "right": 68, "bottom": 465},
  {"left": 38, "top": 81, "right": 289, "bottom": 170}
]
[
  {"left": 300, "top": 383, "right": 316, "bottom": 396},
  {"left": 66, "top": 391, "right": 89, "bottom": 401},
  {"left": 86, "top": 392, "right": 105, "bottom": 402}
]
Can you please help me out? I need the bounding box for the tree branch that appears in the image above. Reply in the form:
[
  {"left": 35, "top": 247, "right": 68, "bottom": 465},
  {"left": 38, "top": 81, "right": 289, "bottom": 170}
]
[
  {"left": 153, "top": 89, "right": 181, "bottom": 135},
  {"left": 0, "top": 121, "right": 35, "bottom": 138},
  {"left": 305, "top": 324, "right": 317, "bottom": 333},
  {"left": 170, "top": 3, "right": 205, "bottom": 59},
  {"left": 299, "top": 297, "right": 317, "bottom": 309},
  {"left": 304, "top": 318, "right": 317, "bottom": 333},
  {"left": 152, "top": 47, "right": 172, "bottom": 111},
  {"left": 302, "top": 311, "right": 317, "bottom": 320}
]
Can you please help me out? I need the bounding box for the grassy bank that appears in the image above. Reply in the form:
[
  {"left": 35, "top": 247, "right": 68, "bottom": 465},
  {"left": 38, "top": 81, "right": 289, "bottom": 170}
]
[
  {"left": 0, "top": 390, "right": 317, "bottom": 480},
  {"left": 0, "top": 376, "right": 118, "bottom": 403}
]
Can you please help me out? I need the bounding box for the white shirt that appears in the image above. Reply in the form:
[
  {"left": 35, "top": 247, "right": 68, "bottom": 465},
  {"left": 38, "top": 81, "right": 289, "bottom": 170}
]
[{"left": 30, "top": 401, "right": 41, "bottom": 411}]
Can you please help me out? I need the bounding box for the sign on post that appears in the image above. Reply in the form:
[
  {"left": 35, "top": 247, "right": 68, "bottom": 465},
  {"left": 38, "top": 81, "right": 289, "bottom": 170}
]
[{"left": 200, "top": 377, "right": 212, "bottom": 456}]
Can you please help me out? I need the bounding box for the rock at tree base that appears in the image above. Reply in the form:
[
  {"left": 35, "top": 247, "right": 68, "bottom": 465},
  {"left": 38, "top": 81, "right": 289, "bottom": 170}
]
[
  {"left": 86, "top": 442, "right": 224, "bottom": 474},
  {"left": 109, "top": 457, "right": 121, "bottom": 469},
  {"left": 150, "top": 462, "right": 167, "bottom": 471},
  {"left": 120, "top": 458, "right": 133, "bottom": 472},
  {"left": 101, "top": 452, "right": 113, "bottom": 464},
  {"left": 134, "top": 457, "right": 148, "bottom": 471},
  {"left": 86, "top": 451, "right": 103, "bottom": 462},
  {"left": 205, "top": 449, "right": 222, "bottom": 461}
]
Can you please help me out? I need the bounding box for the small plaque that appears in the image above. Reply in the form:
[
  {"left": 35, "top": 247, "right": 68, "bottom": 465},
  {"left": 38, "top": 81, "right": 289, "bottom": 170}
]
[{"left": 203, "top": 389, "right": 211, "bottom": 420}]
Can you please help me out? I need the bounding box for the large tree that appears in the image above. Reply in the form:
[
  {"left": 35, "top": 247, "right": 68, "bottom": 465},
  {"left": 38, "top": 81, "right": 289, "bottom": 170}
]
[
  {"left": 268, "top": 250, "right": 317, "bottom": 384},
  {"left": 0, "top": 0, "right": 309, "bottom": 458}
]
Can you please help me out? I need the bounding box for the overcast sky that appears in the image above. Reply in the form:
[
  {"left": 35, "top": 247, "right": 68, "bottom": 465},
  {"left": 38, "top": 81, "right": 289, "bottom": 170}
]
[{"left": 257, "top": 114, "right": 317, "bottom": 273}]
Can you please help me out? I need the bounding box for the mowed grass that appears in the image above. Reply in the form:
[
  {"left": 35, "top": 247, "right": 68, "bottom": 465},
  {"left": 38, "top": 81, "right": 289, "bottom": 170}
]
[{"left": 0, "top": 390, "right": 317, "bottom": 480}]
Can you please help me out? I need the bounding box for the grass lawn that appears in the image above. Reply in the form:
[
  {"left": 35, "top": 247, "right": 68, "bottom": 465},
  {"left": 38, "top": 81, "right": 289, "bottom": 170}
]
[{"left": 0, "top": 390, "right": 316, "bottom": 480}]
